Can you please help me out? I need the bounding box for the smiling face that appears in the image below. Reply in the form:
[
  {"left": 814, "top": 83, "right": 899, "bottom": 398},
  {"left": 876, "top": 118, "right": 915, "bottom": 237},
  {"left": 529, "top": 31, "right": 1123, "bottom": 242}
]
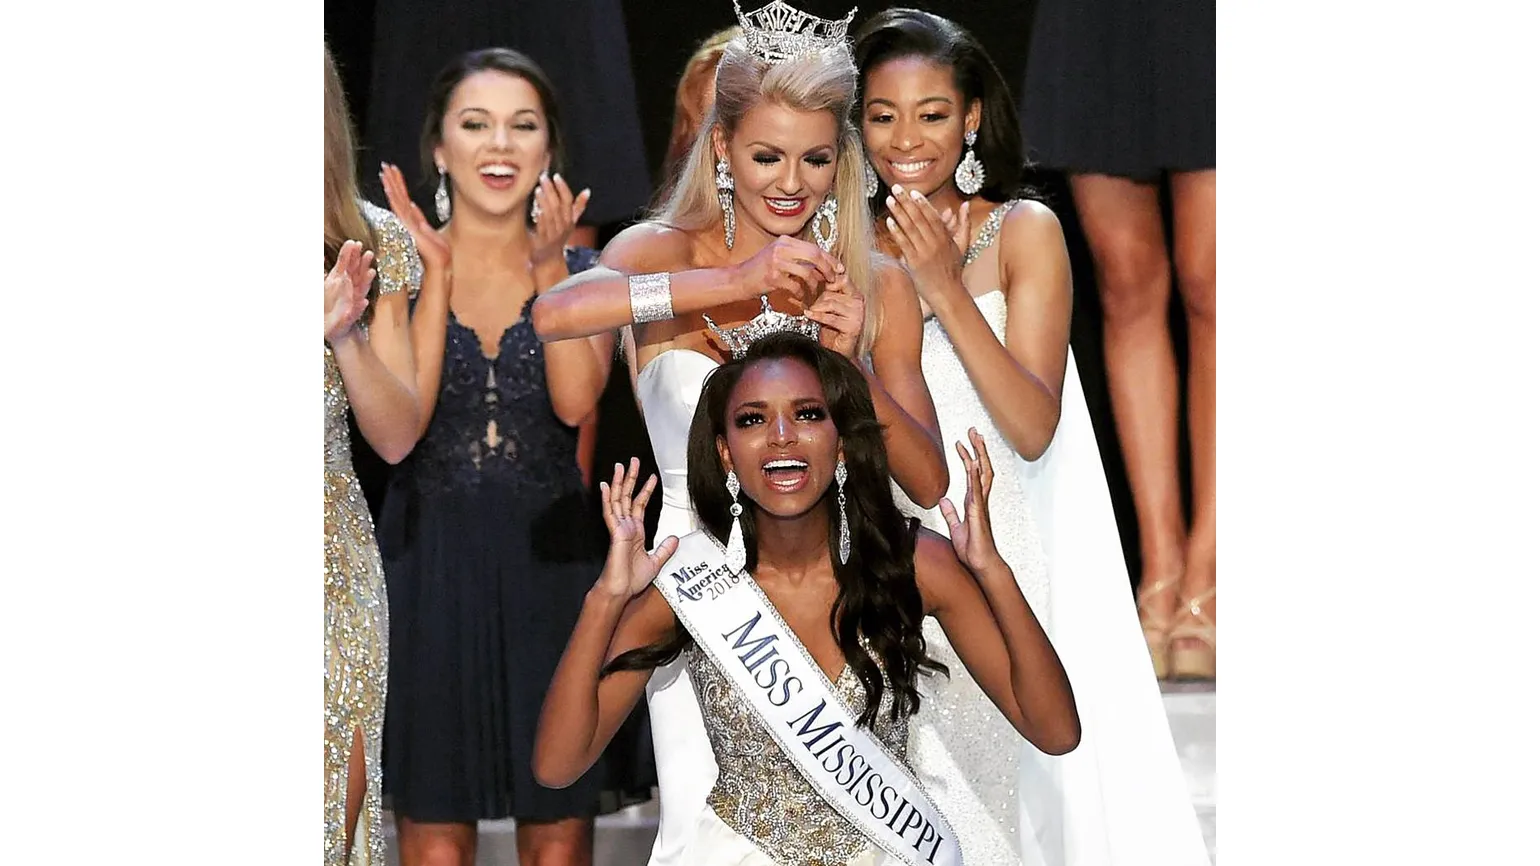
[
  {"left": 434, "top": 70, "right": 552, "bottom": 220},
  {"left": 860, "top": 55, "right": 980, "bottom": 197},
  {"left": 716, "top": 356, "right": 842, "bottom": 520},
  {"left": 714, "top": 101, "right": 840, "bottom": 242}
]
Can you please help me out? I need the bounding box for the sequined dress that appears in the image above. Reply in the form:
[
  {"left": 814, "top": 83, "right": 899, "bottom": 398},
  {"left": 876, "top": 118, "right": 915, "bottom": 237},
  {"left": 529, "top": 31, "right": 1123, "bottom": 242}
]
[
  {"left": 324, "top": 200, "right": 421, "bottom": 865},
  {"left": 680, "top": 644, "right": 910, "bottom": 866},
  {"left": 378, "top": 247, "right": 653, "bottom": 822},
  {"left": 895, "top": 202, "right": 1210, "bottom": 865}
]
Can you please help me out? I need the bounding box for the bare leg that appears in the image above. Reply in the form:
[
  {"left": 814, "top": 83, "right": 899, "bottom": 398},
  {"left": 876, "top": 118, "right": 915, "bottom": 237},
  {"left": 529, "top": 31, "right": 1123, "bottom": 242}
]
[
  {"left": 1070, "top": 172, "right": 1186, "bottom": 678},
  {"left": 397, "top": 817, "right": 478, "bottom": 866},
  {"left": 344, "top": 727, "right": 366, "bottom": 856},
  {"left": 1168, "top": 168, "right": 1217, "bottom": 680},
  {"left": 518, "top": 817, "right": 595, "bottom": 866}
]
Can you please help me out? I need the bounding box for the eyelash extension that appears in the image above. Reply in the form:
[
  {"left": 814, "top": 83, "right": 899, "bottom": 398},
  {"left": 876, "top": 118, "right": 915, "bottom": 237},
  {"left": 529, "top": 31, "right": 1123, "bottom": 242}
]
[
  {"left": 796, "top": 406, "right": 828, "bottom": 421},
  {"left": 734, "top": 411, "right": 765, "bottom": 427}
]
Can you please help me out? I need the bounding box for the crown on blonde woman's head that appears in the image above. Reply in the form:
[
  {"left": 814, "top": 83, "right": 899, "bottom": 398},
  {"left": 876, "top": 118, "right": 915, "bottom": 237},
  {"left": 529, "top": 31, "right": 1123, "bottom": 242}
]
[{"left": 732, "top": 0, "right": 857, "bottom": 64}]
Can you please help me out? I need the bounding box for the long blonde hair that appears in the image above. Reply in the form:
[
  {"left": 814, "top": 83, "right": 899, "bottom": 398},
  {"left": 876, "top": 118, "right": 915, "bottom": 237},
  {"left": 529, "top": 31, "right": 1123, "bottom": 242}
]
[
  {"left": 654, "top": 39, "right": 883, "bottom": 356},
  {"left": 324, "top": 45, "right": 374, "bottom": 271}
]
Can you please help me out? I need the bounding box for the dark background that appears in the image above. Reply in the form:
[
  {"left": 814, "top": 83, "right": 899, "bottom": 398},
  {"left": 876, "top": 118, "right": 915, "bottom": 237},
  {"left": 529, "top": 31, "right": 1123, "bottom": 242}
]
[{"left": 324, "top": 0, "right": 1195, "bottom": 590}]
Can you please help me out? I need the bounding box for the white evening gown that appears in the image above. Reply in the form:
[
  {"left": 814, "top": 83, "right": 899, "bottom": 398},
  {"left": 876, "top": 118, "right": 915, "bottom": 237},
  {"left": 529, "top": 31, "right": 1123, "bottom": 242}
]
[
  {"left": 894, "top": 275, "right": 1210, "bottom": 865},
  {"left": 634, "top": 347, "right": 723, "bottom": 866}
]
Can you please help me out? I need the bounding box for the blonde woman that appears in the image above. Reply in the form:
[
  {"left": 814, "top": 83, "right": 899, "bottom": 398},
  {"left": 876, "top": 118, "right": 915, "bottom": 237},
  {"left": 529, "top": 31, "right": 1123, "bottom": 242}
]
[{"left": 530, "top": 7, "right": 949, "bottom": 862}]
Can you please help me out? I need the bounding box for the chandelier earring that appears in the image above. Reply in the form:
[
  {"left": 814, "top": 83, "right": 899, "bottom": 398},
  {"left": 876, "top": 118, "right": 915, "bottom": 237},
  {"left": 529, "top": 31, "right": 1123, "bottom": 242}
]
[
  {"left": 716, "top": 157, "right": 737, "bottom": 250},
  {"left": 864, "top": 160, "right": 881, "bottom": 199},
  {"left": 835, "top": 458, "right": 850, "bottom": 565},
  {"left": 725, "top": 469, "right": 747, "bottom": 573},
  {"left": 434, "top": 165, "right": 451, "bottom": 223},
  {"left": 955, "top": 128, "right": 985, "bottom": 196},
  {"left": 811, "top": 195, "right": 839, "bottom": 252}
]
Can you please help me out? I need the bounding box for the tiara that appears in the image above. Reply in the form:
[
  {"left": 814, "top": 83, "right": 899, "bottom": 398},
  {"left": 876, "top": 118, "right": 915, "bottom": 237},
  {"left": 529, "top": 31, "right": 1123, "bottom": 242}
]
[
  {"left": 733, "top": 0, "right": 857, "bottom": 64},
  {"left": 703, "top": 294, "right": 822, "bottom": 359}
]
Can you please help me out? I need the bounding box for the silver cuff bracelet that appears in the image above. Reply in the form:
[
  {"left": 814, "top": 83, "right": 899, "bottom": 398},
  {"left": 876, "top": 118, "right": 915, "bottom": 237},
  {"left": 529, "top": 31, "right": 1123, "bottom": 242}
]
[{"left": 628, "top": 272, "right": 675, "bottom": 324}]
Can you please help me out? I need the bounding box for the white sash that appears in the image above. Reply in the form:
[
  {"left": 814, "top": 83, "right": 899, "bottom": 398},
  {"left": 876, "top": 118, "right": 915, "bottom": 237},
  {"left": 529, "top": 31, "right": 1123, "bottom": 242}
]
[{"left": 653, "top": 530, "right": 964, "bottom": 866}]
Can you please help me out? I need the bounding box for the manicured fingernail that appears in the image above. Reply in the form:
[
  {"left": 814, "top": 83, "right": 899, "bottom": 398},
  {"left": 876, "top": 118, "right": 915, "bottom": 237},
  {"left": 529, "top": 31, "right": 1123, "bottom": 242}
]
[
  {"left": 909, "top": 189, "right": 924, "bottom": 200},
  {"left": 892, "top": 184, "right": 904, "bottom": 194},
  {"left": 885, "top": 196, "right": 896, "bottom": 208},
  {"left": 886, "top": 217, "right": 897, "bottom": 231}
]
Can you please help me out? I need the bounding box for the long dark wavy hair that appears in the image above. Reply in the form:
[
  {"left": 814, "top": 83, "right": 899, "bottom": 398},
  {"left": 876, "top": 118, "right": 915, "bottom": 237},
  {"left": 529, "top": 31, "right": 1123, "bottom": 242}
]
[
  {"left": 852, "top": 8, "right": 1034, "bottom": 207},
  {"left": 604, "top": 333, "right": 945, "bottom": 726}
]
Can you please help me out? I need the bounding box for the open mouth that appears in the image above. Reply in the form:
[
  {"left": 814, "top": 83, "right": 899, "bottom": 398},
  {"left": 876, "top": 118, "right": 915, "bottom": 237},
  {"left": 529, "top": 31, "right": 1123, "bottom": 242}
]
[
  {"left": 764, "top": 196, "right": 808, "bottom": 218},
  {"left": 761, "top": 457, "right": 810, "bottom": 494},
  {"left": 478, "top": 162, "right": 518, "bottom": 190},
  {"left": 885, "top": 158, "right": 935, "bottom": 180}
]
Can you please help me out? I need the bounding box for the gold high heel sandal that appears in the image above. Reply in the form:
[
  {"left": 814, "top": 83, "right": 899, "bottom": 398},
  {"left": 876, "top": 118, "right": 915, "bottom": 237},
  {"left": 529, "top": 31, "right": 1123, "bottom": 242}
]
[
  {"left": 1169, "top": 587, "right": 1216, "bottom": 681},
  {"left": 1136, "top": 577, "right": 1178, "bottom": 680}
]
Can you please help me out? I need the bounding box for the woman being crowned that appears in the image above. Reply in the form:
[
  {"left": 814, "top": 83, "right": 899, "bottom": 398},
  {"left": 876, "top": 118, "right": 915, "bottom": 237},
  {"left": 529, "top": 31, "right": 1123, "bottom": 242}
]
[
  {"left": 530, "top": 3, "right": 954, "bottom": 860},
  {"left": 533, "top": 329, "right": 1079, "bottom": 865}
]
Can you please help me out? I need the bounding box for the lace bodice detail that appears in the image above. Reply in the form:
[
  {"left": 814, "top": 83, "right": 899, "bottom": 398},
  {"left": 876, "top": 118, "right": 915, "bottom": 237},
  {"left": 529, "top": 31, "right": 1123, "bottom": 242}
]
[
  {"left": 400, "top": 247, "right": 601, "bottom": 499},
  {"left": 687, "top": 643, "right": 909, "bottom": 866}
]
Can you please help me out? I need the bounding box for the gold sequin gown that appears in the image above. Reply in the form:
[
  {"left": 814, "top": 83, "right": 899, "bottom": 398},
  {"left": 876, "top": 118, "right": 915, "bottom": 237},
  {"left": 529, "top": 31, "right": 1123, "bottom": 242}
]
[
  {"left": 324, "top": 200, "right": 421, "bottom": 865},
  {"left": 679, "top": 644, "right": 911, "bottom": 866}
]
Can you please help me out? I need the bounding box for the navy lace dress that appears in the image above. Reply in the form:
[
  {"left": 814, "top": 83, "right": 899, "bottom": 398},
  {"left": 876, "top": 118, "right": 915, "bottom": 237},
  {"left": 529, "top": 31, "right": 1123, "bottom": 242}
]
[{"left": 378, "top": 247, "right": 652, "bottom": 822}]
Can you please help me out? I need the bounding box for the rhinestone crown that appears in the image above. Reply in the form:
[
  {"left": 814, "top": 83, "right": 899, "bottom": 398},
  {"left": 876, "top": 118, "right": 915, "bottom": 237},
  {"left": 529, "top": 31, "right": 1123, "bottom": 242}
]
[
  {"left": 733, "top": 0, "right": 857, "bottom": 64},
  {"left": 704, "top": 294, "right": 822, "bottom": 359}
]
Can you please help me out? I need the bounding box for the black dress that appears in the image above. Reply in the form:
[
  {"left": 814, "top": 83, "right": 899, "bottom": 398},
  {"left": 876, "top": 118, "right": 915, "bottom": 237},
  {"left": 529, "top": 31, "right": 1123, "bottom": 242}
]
[
  {"left": 363, "top": 0, "right": 654, "bottom": 229},
  {"left": 1020, "top": 0, "right": 1215, "bottom": 182},
  {"left": 378, "top": 247, "right": 652, "bottom": 823}
]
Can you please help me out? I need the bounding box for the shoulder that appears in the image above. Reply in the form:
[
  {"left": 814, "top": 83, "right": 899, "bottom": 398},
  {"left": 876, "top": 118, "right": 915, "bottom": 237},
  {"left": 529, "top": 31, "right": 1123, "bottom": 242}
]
[
  {"left": 997, "top": 198, "right": 1066, "bottom": 251},
  {"left": 911, "top": 526, "right": 968, "bottom": 613},
  {"left": 598, "top": 221, "right": 696, "bottom": 273},
  {"left": 996, "top": 198, "right": 1070, "bottom": 305},
  {"left": 357, "top": 198, "right": 407, "bottom": 245},
  {"left": 357, "top": 198, "right": 423, "bottom": 297}
]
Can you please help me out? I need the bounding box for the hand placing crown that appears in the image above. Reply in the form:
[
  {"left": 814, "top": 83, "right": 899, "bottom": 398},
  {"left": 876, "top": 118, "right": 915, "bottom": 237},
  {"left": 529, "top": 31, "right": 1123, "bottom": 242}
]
[{"left": 733, "top": 0, "right": 858, "bottom": 63}]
